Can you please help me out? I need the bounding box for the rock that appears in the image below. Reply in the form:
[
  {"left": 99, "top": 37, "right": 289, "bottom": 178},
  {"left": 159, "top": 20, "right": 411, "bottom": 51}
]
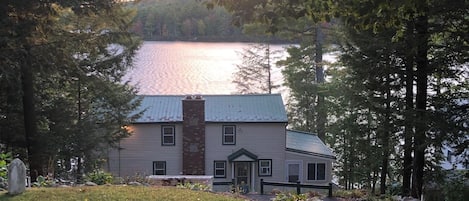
[
  {"left": 402, "top": 197, "right": 420, "bottom": 201},
  {"left": 7, "top": 158, "right": 27, "bottom": 195},
  {"left": 85, "top": 181, "right": 97, "bottom": 186},
  {"left": 128, "top": 181, "right": 142, "bottom": 186}
]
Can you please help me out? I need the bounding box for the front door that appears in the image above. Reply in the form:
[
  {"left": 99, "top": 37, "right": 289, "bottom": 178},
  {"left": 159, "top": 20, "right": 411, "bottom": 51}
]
[{"left": 235, "top": 162, "right": 250, "bottom": 186}]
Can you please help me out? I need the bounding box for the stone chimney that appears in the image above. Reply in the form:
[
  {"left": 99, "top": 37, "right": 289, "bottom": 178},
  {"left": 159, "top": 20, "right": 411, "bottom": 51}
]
[{"left": 182, "top": 95, "right": 205, "bottom": 175}]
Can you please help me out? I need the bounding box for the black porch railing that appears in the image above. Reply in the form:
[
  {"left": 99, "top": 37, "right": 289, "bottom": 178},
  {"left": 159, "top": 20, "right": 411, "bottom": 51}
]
[
  {"left": 213, "top": 179, "right": 235, "bottom": 186},
  {"left": 260, "top": 179, "right": 333, "bottom": 197}
]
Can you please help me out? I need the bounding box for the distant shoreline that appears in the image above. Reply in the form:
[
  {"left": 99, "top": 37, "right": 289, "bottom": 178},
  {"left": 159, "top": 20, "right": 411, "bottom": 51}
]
[{"left": 140, "top": 35, "right": 298, "bottom": 44}]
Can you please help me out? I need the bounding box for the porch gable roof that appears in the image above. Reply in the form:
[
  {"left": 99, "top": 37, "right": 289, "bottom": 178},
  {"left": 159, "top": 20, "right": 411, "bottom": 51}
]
[{"left": 227, "top": 148, "right": 258, "bottom": 162}]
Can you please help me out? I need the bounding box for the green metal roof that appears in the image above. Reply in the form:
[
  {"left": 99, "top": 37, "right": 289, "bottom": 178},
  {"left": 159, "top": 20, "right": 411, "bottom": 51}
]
[
  {"left": 286, "top": 130, "right": 335, "bottom": 159},
  {"left": 135, "top": 94, "right": 288, "bottom": 123}
]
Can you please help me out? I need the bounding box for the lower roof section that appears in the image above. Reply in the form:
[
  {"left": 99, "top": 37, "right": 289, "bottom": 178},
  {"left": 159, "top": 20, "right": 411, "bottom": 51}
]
[{"left": 286, "top": 130, "right": 335, "bottom": 159}]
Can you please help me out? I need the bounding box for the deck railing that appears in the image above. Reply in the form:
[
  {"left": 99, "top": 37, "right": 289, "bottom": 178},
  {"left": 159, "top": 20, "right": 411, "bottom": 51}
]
[
  {"left": 212, "top": 179, "right": 234, "bottom": 186},
  {"left": 260, "top": 179, "right": 332, "bottom": 197}
]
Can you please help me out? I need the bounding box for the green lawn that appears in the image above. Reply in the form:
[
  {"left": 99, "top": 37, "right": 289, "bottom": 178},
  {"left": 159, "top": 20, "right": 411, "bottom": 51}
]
[{"left": 0, "top": 186, "right": 245, "bottom": 201}]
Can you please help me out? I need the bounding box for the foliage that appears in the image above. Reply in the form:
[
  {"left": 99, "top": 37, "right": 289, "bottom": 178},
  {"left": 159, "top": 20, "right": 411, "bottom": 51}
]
[
  {"left": 130, "top": 0, "right": 261, "bottom": 41},
  {"left": 86, "top": 170, "right": 113, "bottom": 185},
  {"left": 32, "top": 175, "right": 54, "bottom": 187},
  {"left": 273, "top": 192, "right": 308, "bottom": 201},
  {"left": 176, "top": 182, "right": 210, "bottom": 191},
  {"left": 326, "top": 25, "right": 403, "bottom": 193},
  {"left": 211, "top": 0, "right": 467, "bottom": 196},
  {"left": 0, "top": 152, "right": 12, "bottom": 179},
  {"left": 233, "top": 43, "right": 282, "bottom": 94},
  {"left": 327, "top": 0, "right": 469, "bottom": 198},
  {"left": 333, "top": 189, "right": 366, "bottom": 199},
  {"left": 441, "top": 170, "right": 468, "bottom": 201},
  {"left": 123, "top": 172, "right": 149, "bottom": 184},
  {"left": 0, "top": 186, "right": 244, "bottom": 201},
  {"left": 0, "top": 0, "right": 143, "bottom": 181},
  {"left": 278, "top": 40, "right": 321, "bottom": 133}
]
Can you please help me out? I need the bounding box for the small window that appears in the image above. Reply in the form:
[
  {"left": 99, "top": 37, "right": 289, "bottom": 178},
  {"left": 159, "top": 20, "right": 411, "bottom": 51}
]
[
  {"left": 308, "top": 163, "right": 326, "bottom": 181},
  {"left": 258, "top": 159, "right": 272, "bottom": 176},
  {"left": 153, "top": 161, "right": 166, "bottom": 175},
  {"left": 162, "top": 125, "right": 175, "bottom": 146},
  {"left": 214, "top": 161, "right": 226, "bottom": 178},
  {"left": 223, "top": 125, "right": 236, "bottom": 145}
]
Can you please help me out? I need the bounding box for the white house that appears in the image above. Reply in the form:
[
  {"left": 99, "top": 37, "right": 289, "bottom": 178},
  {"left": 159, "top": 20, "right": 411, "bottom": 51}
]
[
  {"left": 107, "top": 94, "right": 335, "bottom": 192},
  {"left": 441, "top": 145, "right": 468, "bottom": 170}
]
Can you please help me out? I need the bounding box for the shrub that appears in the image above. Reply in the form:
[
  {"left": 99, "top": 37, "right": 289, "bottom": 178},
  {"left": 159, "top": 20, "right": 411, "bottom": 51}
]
[
  {"left": 124, "top": 172, "right": 149, "bottom": 184},
  {"left": 307, "top": 191, "right": 321, "bottom": 198},
  {"left": 0, "top": 152, "right": 12, "bottom": 179},
  {"left": 442, "top": 170, "right": 467, "bottom": 201},
  {"left": 333, "top": 189, "right": 366, "bottom": 198},
  {"left": 86, "top": 170, "right": 113, "bottom": 185},
  {"left": 273, "top": 192, "right": 308, "bottom": 201},
  {"left": 32, "top": 175, "right": 54, "bottom": 187},
  {"left": 177, "top": 182, "right": 210, "bottom": 191}
]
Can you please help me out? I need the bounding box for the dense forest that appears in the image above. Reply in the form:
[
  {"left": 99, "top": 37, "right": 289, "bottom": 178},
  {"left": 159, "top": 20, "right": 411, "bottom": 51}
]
[
  {"left": 1, "top": 0, "right": 141, "bottom": 182},
  {"left": 129, "top": 0, "right": 282, "bottom": 42},
  {"left": 216, "top": 0, "right": 468, "bottom": 200}
]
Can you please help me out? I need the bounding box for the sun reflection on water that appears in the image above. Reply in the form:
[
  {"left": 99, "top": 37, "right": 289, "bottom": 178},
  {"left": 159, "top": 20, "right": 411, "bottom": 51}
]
[{"left": 125, "top": 41, "right": 288, "bottom": 95}]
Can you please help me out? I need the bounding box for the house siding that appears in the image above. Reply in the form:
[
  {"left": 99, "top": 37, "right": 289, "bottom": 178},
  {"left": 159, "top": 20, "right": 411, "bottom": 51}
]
[
  {"left": 205, "top": 123, "right": 287, "bottom": 190},
  {"left": 108, "top": 123, "right": 183, "bottom": 177},
  {"left": 285, "top": 151, "right": 333, "bottom": 186}
]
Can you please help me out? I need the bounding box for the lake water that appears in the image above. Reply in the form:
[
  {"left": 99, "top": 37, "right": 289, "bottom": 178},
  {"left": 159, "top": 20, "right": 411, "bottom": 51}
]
[{"left": 125, "top": 41, "right": 289, "bottom": 95}]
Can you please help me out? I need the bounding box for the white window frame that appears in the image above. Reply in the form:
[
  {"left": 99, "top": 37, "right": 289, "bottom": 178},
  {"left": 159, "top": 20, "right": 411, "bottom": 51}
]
[
  {"left": 258, "top": 159, "right": 272, "bottom": 176},
  {"left": 222, "top": 125, "right": 236, "bottom": 145},
  {"left": 285, "top": 160, "right": 303, "bottom": 183},
  {"left": 214, "top": 161, "right": 226, "bottom": 178},
  {"left": 161, "top": 125, "right": 175, "bottom": 146},
  {"left": 153, "top": 161, "right": 166, "bottom": 175},
  {"left": 307, "top": 163, "right": 326, "bottom": 181}
]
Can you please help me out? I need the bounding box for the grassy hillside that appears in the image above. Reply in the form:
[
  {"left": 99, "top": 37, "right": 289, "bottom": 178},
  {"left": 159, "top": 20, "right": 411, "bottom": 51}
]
[{"left": 0, "top": 186, "right": 244, "bottom": 201}]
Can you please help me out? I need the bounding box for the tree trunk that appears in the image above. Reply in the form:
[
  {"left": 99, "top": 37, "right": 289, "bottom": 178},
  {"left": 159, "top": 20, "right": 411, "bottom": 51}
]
[
  {"left": 402, "top": 20, "right": 415, "bottom": 197},
  {"left": 266, "top": 43, "right": 272, "bottom": 94},
  {"left": 380, "top": 79, "right": 391, "bottom": 195},
  {"left": 21, "top": 45, "right": 43, "bottom": 182},
  {"left": 315, "top": 25, "right": 326, "bottom": 140},
  {"left": 412, "top": 14, "right": 429, "bottom": 199},
  {"left": 371, "top": 171, "right": 377, "bottom": 195},
  {"left": 76, "top": 155, "right": 83, "bottom": 182}
]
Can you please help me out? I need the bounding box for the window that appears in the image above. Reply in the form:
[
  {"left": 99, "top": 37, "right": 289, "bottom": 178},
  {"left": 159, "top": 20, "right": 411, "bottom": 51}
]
[
  {"left": 153, "top": 161, "right": 166, "bottom": 175},
  {"left": 307, "top": 163, "right": 326, "bottom": 180},
  {"left": 258, "top": 159, "right": 272, "bottom": 176},
  {"left": 223, "top": 125, "right": 236, "bottom": 145},
  {"left": 161, "top": 125, "right": 175, "bottom": 146},
  {"left": 214, "top": 161, "right": 226, "bottom": 178},
  {"left": 287, "top": 163, "right": 300, "bottom": 182}
]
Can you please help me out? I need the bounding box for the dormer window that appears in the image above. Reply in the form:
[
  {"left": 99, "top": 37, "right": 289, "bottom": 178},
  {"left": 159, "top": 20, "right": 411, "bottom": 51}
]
[{"left": 223, "top": 125, "right": 236, "bottom": 145}]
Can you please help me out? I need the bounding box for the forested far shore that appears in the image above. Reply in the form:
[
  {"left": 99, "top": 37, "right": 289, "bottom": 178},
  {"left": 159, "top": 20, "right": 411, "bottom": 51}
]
[{"left": 128, "top": 0, "right": 293, "bottom": 43}]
